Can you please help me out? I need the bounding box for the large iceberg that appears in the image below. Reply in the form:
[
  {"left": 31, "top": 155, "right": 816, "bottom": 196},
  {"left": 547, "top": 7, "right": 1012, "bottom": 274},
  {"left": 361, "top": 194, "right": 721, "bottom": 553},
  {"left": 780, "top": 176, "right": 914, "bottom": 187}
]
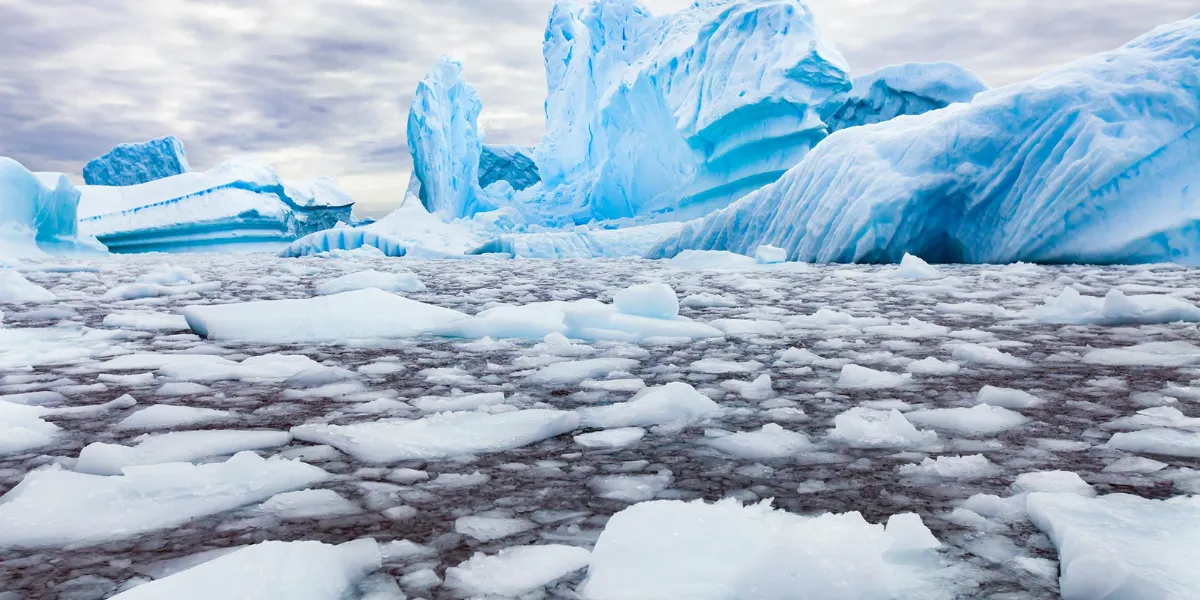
[
  {"left": 77, "top": 157, "right": 354, "bottom": 253},
  {"left": 406, "top": 56, "right": 489, "bottom": 220},
  {"left": 528, "top": 0, "right": 851, "bottom": 224},
  {"left": 82, "top": 136, "right": 191, "bottom": 187},
  {"left": 650, "top": 16, "right": 1200, "bottom": 265},
  {"left": 479, "top": 145, "right": 540, "bottom": 191},
  {"left": 0, "top": 157, "right": 105, "bottom": 261},
  {"left": 827, "top": 62, "right": 988, "bottom": 132}
]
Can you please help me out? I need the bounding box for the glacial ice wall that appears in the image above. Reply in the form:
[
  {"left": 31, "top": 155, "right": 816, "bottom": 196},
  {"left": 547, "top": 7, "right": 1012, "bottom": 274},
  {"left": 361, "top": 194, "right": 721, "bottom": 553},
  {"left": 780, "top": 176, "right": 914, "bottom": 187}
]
[
  {"left": 649, "top": 15, "right": 1200, "bottom": 265},
  {"left": 828, "top": 62, "right": 988, "bottom": 132},
  {"left": 479, "top": 145, "right": 540, "bottom": 192},
  {"left": 527, "top": 0, "right": 851, "bottom": 224},
  {"left": 0, "top": 157, "right": 105, "bottom": 260},
  {"left": 407, "top": 57, "right": 489, "bottom": 220},
  {"left": 83, "top": 136, "right": 191, "bottom": 187}
]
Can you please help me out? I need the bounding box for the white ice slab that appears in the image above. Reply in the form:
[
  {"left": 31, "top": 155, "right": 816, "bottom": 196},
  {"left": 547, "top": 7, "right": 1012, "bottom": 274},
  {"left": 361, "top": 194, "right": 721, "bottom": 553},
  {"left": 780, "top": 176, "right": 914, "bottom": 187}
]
[
  {"left": 580, "top": 383, "right": 720, "bottom": 430},
  {"left": 117, "top": 404, "right": 236, "bottom": 430},
  {"left": 906, "top": 405, "right": 1029, "bottom": 436},
  {"left": 76, "top": 430, "right": 293, "bottom": 475},
  {"left": 706, "top": 424, "right": 811, "bottom": 459},
  {"left": 445, "top": 545, "right": 590, "bottom": 598},
  {"left": 314, "top": 270, "right": 425, "bottom": 295}
]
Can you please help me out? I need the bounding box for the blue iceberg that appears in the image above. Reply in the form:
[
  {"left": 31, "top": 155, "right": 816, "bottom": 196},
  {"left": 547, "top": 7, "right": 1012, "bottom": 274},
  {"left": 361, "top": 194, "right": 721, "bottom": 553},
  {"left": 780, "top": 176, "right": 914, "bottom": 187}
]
[
  {"left": 407, "top": 57, "right": 490, "bottom": 220},
  {"left": 828, "top": 62, "right": 988, "bottom": 132},
  {"left": 479, "top": 145, "right": 540, "bottom": 192},
  {"left": 649, "top": 16, "right": 1200, "bottom": 265},
  {"left": 469, "top": 222, "right": 683, "bottom": 259},
  {"left": 279, "top": 227, "right": 407, "bottom": 258},
  {"left": 83, "top": 136, "right": 191, "bottom": 187},
  {"left": 77, "top": 158, "right": 354, "bottom": 253},
  {"left": 0, "top": 157, "right": 106, "bottom": 260}
]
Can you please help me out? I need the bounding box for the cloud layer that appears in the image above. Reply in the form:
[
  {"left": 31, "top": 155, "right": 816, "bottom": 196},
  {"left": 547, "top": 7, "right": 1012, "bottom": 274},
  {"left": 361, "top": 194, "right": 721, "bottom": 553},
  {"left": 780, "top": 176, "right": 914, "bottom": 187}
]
[{"left": 1, "top": 0, "right": 1194, "bottom": 217}]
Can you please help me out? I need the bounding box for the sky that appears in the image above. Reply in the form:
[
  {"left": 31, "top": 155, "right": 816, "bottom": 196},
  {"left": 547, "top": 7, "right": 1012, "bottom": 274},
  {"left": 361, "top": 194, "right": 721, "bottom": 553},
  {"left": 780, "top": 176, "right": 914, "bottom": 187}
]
[{"left": 1, "top": 0, "right": 1196, "bottom": 219}]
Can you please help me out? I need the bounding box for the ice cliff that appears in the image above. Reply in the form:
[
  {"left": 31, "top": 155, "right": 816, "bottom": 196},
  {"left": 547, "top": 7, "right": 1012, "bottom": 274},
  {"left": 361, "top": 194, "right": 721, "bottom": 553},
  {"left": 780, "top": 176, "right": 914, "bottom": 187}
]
[
  {"left": 83, "top": 136, "right": 191, "bottom": 187},
  {"left": 479, "top": 145, "right": 540, "bottom": 191},
  {"left": 649, "top": 15, "right": 1200, "bottom": 265},
  {"left": 828, "top": 62, "right": 988, "bottom": 132},
  {"left": 0, "top": 157, "right": 105, "bottom": 261}
]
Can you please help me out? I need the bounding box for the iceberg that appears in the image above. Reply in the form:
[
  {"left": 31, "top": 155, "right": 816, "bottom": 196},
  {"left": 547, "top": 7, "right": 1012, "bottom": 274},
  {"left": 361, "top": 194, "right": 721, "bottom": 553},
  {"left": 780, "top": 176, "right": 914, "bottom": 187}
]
[
  {"left": 82, "top": 136, "right": 191, "bottom": 186},
  {"left": 479, "top": 144, "right": 540, "bottom": 191},
  {"left": 528, "top": 0, "right": 851, "bottom": 224},
  {"left": 279, "top": 227, "right": 407, "bottom": 258},
  {"left": 828, "top": 62, "right": 988, "bottom": 132},
  {"left": 649, "top": 16, "right": 1200, "bottom": 265},
  {"left": 470, "top": 222, "right": 683, "bottom": 258},
  {"left": 0, "top": 157, "right": 105, "bottom": 260},
  {"left": 406, "top": 56, "right": 489, "bottom": 220},
  {"left": 77, "top": 157, "right": 354, "bottom": 253}
]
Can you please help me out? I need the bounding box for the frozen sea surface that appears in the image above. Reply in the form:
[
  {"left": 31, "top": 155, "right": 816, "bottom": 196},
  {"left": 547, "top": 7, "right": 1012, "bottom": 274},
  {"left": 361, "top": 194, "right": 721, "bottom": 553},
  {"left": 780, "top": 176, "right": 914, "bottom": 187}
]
[{"left": 1, "top": 253, "right": 1199, "bottom": 598}]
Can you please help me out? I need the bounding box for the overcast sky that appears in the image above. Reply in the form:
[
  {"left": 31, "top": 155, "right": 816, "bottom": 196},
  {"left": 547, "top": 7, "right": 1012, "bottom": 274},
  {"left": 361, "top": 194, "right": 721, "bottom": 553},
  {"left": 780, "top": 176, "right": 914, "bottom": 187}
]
[{"left": 2, "top": 0, "right": 1195, "bottom": 217}]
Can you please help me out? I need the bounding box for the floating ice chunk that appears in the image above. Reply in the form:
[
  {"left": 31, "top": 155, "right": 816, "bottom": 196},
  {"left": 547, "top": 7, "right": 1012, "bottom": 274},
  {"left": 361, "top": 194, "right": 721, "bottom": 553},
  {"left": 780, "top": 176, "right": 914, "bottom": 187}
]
[
  {"left": 590, "top": 472, "right": 671, "bottom": 502},
  {"left": 291, "top": 409, "right": 580, "bottom": 463},
  {"left": 680, "top": 292, "right": 738, "bottom": 308},
  {"left": 787, "top": 309, "right": 889, "bottom": 329},
  {"left": 777, "top": 347, "right": 822, "bottom": 365},
  {"left": 1012, "top": 471, "right": 1095, "bottom": 497},
  {"left": 474, "top": 222, "right": 684, "bottom": 259},
  {"left": 1084, "top": 342, "right": 1200, "bottom": 367},
  {"left": 96, "top": 353, "right": 233, "bottom": 371},
  {"left": 528, "top": 358, "right": 640, "bottom": 385},
  {"left": 581, "top": 378, "right": 646, "bottom": 393},
  {"left": 898, "top": 455, "right": 997, "bottom": 480},
  {"left": 0, "top": 452, "right": 328, "bottom": 548},
  {"left": 76, "top": 429, "right": 293, "bottom": 475},
  {"left": 102, "top": 312, "right": 191, "bottom": 331},
  {"left": 1026, "top": 287, "right": 1200, "bottom": 325},
  {"left": 707, "top": 424, "right": 810, "bottom": 460},
  {"left": 101, "top": 281, "right": 220, "bottom": 301},
  {"left": 411, "top": 392, "right": 505, "bottom": 413},
  {"left": 976, "top": 386, "right": 1043, "bottom": 409},
  {"left": 1107, "top": 428, "right": 1200, "bottom": 458},
  {"left": 837, "top": 365, "right": 912, "bottom": 389},
  {"left": 906, "top": 357, "right": 960, "bottom": 375},
  {"left": 892, "top": 254, "right": 943, "bottom": 279},
  {"left": 455, "top": 515, "right": 536, "bottom": 542},
  {"left": 690, "top": 358, "right": 762, "bottom": 374},
  {"left": 0, "top": 401, "right": 59, "bottom": 456},
  {"left": 445, "top": 545, "right": 590, "bottom": 598},
  {"left": 1106, "top": 406, "right": 1200, "bottom": 430},
  {"left": 315, "top": 270, "right": 426, "bottom": 295},
  {"left": 136, "top": 263, "right": 200, "bottom": 285},
  {"left": 427, "top": 471, "right": 490, "bottom": 489},
  {"left": 575, "top": 427, "right": 646, "bottom": 449},
  {"left": 949, "top": 343, "right": 1032, "bottom": 368},
  {"left": 906, "top": 405, "right": 1029, "bottom": 436},
  {"left": 1026, "top": 493, "right": 1200, "bottom": 600},
  {"left": 613, "top": 283, "right": 679, "bottom": 319},
  {"left": 829, "top": 408, "right": 938, "bottom": 449},
  {"left": 156, "top": 382, "right": 212, "bottom": 396},
  {"left": 0, "top": 269, "right": 55, "bottom": 303},
  {"left": 183, "top": 288, "right": 469, "bottom": 342},
  {"left": 580, "top": 382, "right": 721, "bottom": 429},
  {"left": 754, "top": 245, "right": 787, "bottom": 265},
  {"left": 935, "top": 301, "right": 1017, "bottom": 318},
  {"left": 884, "top": 512, "right": 943, "bottom": 552},
  {"left": 666, "top": 250, "right": 757, "bottom": 271},
  {"left": 865, "top": 318, "right": 950, "bottom": 339},
  {"left": 109, "top": 539, "right": 381, "bottom": 600},
  {"left": 259, "top": 489, "right": 362, "bottom": 520},
  {"left": 279, "top": 228, "right": 407, "bottom": 258},
  {"left": 117, "top": 405, "right": 235, "bottom": 430},
  {"left": 357, "top": 361, "right": 405, "bottom": 377},
  {"left": 721, "top": 374, "right": 774, "bottom": 400},
  {"left": 580, "top": 499, "right": 954, "bottom": 600},
  {"left": 1104, "top": 456, "right": 1169, "bottom": 474}
]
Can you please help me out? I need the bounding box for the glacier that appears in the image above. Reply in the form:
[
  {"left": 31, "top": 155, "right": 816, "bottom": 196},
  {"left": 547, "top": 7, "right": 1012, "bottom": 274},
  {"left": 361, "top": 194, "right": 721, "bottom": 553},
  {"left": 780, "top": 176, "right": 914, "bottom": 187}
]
[
  {"left": 649, "top": 15, "right": 1200, "bottom": 265},
  {"left": 77, "top": 157, "right": 354, "bottom": 253},
  {"left": 827, "top": 62, "right": 988, "bottom": 132},
  {"left": 0, "top": 157, "right": 105, "bottom": 261},
  {"left": 479, "top": 145, "right": 540, "bottom": 192},
  {"left": 406, "top": 56, "right": 490, "bottom": 220},
  {"left": 82, "top": 136, "right": 191, "bottom": 187}
]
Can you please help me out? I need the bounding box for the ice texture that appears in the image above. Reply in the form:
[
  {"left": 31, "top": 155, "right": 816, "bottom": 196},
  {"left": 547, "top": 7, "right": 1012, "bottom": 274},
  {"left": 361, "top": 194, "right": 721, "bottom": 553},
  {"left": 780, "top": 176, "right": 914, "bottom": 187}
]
[
  {"left": 828, "top": 62, "right": 988, "bottom": 132},
  {"left": 279, "top": 228, "right": 406, "bottom": 258},
  {"left": 650, "top": 16, "right": 1200, "bottom": 265},
  {"left": 83, "top": 136, "right": 191, "bottom": 187},
  {"left": 0, "top": 157, "right": 105, "bottom": 260},
  {"left": 527, "top": 0, "right": 850, "bottom": 224},
  {"left": 470, "top": 222, "right": 683, "bottom": 259},
  {"left": 77, "top": 157, "right": 354, "bottom": 253},
  {"left": 479, "top": 145, "right": 541, "bottom": 191}
]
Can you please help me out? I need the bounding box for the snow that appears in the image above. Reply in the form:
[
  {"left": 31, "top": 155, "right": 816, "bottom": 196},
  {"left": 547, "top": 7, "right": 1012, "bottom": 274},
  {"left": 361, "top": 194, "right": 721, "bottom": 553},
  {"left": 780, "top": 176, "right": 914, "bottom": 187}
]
[
  {"left": 0, "top": 157, "right": 105, "bottom": 260},
  {"left": 279, "top": 228, "right": 407, "bottom": 258},
  {"left": 829, "top": 408, "right": 938, "bottom": 449},
  {"left": 650, "top": 16, "right": 1200, "bottom": 265},
  {"left": 580, "top": 382, "right": 721, "bottom": 429},
  {"left": 454, "top": 515, "right": 536, "bottom": 542},
  {"left": 0, "top": 452, "right": 328, "bottom": 548},
  {"left": 905, "top": 405, "right": 1029, "bottom": 436},
  {"left": 580, "top": 499, "right": 957, "bottom": 600},
  {"left": 0, "top": 269, "right": 56, "bottom": 302},
  {"left": 706, "top": 424, "right": 811, "bottom": 459},
  {"left": 314, "top": 269, "right": 425, "bottom": 295},
  {"left": 75, "top": 429, "right": 293, "bottom": 475},
  {"left": 828, "top": 62, "right": 988, "bottom": 133},
  {"left": 290, "top": 409, "right": 580, "bottom": 463},
  {"left": 445, "top": 545, "right": 590, "bottom": 598},
  {"left": 1025, "top": 287, "right": 1200, "bottom": 325},
  {"left": 77, "top": 156, "right": 353, "bottom": 253},
  {"left": 182, "top": 288, "right": 468, "bottom": 342},
  {"left": 258, "top": 489, "right": 362, "bottom": 520},
  {"left": 575, "top": 427, "right": 646, "bottom": 449},
  {"left": 83, "top": 136, "right": 191, "bottom": 187},
  {"left": 109, "top": 539, "right": 380, "bottom": 600},
  {"left": 117, "top": 404, "right": 235, "bottom": 430},
  {"left": 1026, "top": 493, "right": 1200, "bottom": 600},
  {"left": 407, "top": 56, "right": 489, "bottom": 220}
]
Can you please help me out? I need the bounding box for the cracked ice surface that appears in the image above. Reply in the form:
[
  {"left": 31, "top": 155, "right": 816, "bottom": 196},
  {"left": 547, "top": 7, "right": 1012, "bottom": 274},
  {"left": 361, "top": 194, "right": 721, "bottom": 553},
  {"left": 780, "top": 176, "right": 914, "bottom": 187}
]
[{"left": 0, "top": 253, "right": 1199, "bottom": 598}]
